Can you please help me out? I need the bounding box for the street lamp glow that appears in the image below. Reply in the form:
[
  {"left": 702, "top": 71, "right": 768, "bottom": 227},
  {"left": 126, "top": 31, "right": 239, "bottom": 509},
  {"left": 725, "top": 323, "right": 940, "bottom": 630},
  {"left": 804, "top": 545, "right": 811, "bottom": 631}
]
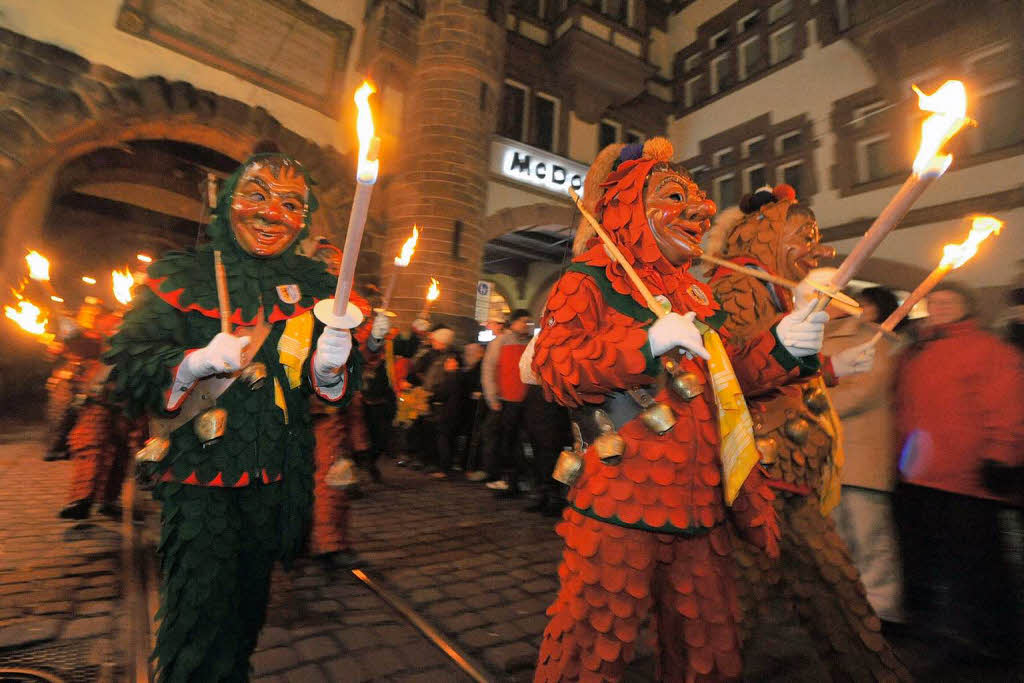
[
  {"left": 81, "top": 276, "right": 97, "bottom": 285},
  {"left": 136, "top": 253, "right": 153, "bottom": 263}
]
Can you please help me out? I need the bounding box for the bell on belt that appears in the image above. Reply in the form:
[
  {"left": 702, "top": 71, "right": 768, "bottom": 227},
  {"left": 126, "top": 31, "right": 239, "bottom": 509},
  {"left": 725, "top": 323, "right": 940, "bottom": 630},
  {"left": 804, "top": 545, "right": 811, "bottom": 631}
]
[
  {"left": 670, "top": 371, "right": 702, "bottom": 401},
  {"left": 803, "top": 386, "right": 829, "bottom": 414},
  {"left": 326, "top": 457, "right": 359, "bottom": 490},
  {"left": 240, "top": 362, "right": 267, "bottom": 391},
  {"left": 754, "top": 436, "right": 778, "bottom": 464},
  {"left": 784, "top": 416, "right": 810, "bottom": 445},
  {"left": 641, "top": 402, "right": 676, "bottom": 435},
  {"left": 553, "top": 448, "right": 584, "bottom": 486},
  {"left": 194, "top": 407, "right": 228, "bottom": 448},
  {"left": 594, "top": 432, "right": 626, "bottom": 465},
  {"left": 135, "top": 436, "right": 170, "bottom": 463}
]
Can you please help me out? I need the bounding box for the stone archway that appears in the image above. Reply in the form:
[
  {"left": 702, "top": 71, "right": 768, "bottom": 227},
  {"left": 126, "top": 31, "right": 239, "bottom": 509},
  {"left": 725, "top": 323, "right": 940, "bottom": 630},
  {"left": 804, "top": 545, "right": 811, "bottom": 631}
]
[
  {"left": 0, "top": 31, "right": 373, "bottom": 279},
  {"left": 482, "top": 202, "right": 576, "bottom": 244}
]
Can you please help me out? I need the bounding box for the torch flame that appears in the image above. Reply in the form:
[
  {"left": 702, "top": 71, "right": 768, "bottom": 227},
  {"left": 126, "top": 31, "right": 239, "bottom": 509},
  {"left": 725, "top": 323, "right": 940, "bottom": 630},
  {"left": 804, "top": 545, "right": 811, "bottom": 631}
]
[
  {"left": 26, "top": 250, "right": 50, "bottom": 281},
  {"left": 395, "top": 226, "right": 419, "bottom": 267},
  {"left": 912, "top": 80, "right": 969, "bottom": 176},
  {"left": 426, "top": 277, "right": 440, "bottom": 302},
  {"left": 112, "top": 267, "right": 134, "bottom": 305},
  {"left": 5, "top": 299, "right": 47, "bottom": 335},
  {"left": 354, "top": 81, "right": 380, "bottom": 183},
  {"left": 939, "top": 216, "right": 1003, "bottom": 270}
]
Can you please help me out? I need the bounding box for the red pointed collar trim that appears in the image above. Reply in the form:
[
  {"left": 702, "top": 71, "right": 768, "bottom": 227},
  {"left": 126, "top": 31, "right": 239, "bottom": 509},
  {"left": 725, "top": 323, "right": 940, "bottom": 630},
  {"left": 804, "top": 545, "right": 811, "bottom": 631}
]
[{"left": 147, "top": 277, "right": 319, "bottom": 326}]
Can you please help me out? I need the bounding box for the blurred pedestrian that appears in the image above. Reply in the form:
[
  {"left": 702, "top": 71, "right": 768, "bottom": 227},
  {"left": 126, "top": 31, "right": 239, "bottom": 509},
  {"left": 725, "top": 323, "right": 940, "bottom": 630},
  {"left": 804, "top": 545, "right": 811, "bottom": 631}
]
[
  {"left": 824, "top": 287, "right": 904, "bottom": 624},
  {"left": 407, "top": 325, "right": 460, "bottom": 476},
  {"left": 466, "top": 315, "right": 506, "bottom": 481},
  {"left": 481, "top": 309, "right": 532, "bottom": 495},
  {"left": 893, "top": 281, "right": 1024, "bottom": 665}
]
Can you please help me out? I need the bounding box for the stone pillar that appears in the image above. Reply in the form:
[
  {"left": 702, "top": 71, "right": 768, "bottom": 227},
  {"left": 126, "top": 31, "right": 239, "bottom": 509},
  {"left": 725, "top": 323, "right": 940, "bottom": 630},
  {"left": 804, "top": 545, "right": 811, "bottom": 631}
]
[{"left": 383, "top": 0, "right": 506, "bottom": 335}]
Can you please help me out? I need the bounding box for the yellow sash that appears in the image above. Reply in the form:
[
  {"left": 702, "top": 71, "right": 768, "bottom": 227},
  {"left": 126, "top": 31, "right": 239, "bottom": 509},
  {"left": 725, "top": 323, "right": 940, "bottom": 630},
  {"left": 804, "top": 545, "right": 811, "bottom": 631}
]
[
  {"left": 809, "top": 375, "right": 844, "bottom": 514},
  {"left": 274, "top": 312, "right": 314, "bottom": 423}
]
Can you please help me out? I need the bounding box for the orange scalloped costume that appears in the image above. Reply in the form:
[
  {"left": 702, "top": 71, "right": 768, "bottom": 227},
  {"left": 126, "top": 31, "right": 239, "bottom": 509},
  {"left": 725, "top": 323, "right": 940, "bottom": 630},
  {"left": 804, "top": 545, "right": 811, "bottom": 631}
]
[
  {"left": 706, "top": 189, "right": 911, "bottom": 681},
  {"left": 532, "top": 140, "right": 819, "bottom": 681}
]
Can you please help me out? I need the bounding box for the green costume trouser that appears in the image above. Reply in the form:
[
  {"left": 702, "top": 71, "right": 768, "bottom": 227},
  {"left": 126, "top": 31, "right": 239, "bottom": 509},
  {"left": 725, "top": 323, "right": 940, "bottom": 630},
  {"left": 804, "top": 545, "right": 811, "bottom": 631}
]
[{"left": 153, "top": 482, "right": 283, "bottom": 682}]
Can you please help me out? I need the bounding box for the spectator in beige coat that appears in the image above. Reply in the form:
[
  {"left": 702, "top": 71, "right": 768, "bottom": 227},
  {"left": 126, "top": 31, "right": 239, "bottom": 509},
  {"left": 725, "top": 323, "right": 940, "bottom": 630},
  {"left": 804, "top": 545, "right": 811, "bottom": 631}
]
[{"left": 823, "top": 286, "right": 904, "bottom": 624}]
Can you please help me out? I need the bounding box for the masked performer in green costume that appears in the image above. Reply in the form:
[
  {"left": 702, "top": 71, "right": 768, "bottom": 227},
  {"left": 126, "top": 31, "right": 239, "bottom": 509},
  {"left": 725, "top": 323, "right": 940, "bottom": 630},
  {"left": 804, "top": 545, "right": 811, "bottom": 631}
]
[{"left": 106, "top": 152, "right": 360, "bottom": 681}]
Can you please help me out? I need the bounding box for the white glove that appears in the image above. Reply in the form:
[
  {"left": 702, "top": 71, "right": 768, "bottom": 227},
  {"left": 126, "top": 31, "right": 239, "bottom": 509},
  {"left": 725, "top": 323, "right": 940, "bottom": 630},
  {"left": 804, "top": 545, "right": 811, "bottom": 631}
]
[
  {"left": 519, "top": 336, "right": 539, "bottom": 385},
  {"left": 793, "top": 267, "right": 838, "bottom": 309},
  {"left": 775, "top": 301, "right": 829, "bottom": 357},
  {"left": 313, "top": 327, "right": 352, "bottom": 385},
  {"left": 179, "top": 332, "right": 250, "bottom": 384},
  {"left": 647, "top": 312, "right": 710, "bottom": 360},
  {"left": 370, "top": 312, "right": 391, "bottom": 340},
  {"left": 830, "top": 341, "right": 876, "bottom": 378}
]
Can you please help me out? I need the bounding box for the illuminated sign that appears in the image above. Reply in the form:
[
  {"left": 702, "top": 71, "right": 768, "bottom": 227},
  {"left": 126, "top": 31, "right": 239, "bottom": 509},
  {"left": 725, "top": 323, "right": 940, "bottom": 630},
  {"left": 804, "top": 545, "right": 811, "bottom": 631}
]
[{"left": 490, "top": 138, "right": 588, "bottom": 197}]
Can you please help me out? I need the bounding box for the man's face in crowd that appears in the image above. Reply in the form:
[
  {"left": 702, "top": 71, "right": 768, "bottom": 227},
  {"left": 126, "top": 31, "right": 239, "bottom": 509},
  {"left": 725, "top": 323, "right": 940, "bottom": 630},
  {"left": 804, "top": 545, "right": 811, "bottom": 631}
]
[
  {"left": 509, "top": 316, "right": 531, "bottom": 334},
  {"left": 778, "top": 211, "right": 834, "bottom": 281},
  {"left": 230, "top": 162, "right": 308, "bottom": 258},
  {"left": 926, "top": 290, "right": 968, "bottom": 327},
  {"left": 644, "top": 168, "right": 717, "bottom": 265}
]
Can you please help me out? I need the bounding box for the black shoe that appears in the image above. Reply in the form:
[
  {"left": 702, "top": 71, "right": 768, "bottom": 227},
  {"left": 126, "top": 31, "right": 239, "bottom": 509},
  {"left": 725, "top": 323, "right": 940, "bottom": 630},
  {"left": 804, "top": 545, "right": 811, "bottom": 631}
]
[
  {"left": 44, "top": 449, "right": 68, "bottom": 462},
  {"left": 319, "top": 550, "right": 367, "bottom": 570},
  {"left": 59, "top": 499, "right": 92, "bottom": 520},
  {"left": 97, "top": 503, "right": 123, "bottom": 521},
  {"left": 396, "top": 458, "right": 411, "bottom": 467}
]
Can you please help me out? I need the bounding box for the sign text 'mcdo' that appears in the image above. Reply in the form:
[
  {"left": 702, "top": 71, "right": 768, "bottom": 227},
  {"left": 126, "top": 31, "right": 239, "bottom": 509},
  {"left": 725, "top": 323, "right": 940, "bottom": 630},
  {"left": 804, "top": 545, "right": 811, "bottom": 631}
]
[{"left": 490, "top": 138, "right": 588, "bottom": 198}]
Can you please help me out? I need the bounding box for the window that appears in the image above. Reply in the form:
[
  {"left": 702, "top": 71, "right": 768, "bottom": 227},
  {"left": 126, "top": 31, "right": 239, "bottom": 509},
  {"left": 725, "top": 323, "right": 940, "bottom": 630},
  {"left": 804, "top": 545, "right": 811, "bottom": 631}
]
[
  {"left": 738, "top": 10, "right": 760, "bottom": 33},
  {"left": 714, "top": 174, "right": 739, "bottom": 208},
  {"left": 974, "top": 82, "right": 1024, "bottom": 152},
  {"left": 685, "top": 53, "right": 702, "bottom": 73},
  {"left": 769, "top": 23, "right": 796, "bottom": 64},
  {"left": 710, "top": 54, "right": 731, "bottom": 95},
  {"left": 532, "top": 92, "right": 559, "bottom": 151},
  {"left": 768, "top": 0, "right": 793, "bottom": 23},
  {"left": 601, "top": 0, "right": 628, "bottom": 23},
  {"left": 857, "top": 134, "right": 894, "bottom": 183},
  {"left": 625, "top": 129, "right": 643, "bottom": 145},
  {"left": 744, "top": 165, "right": 768, "bottom": 192},
  {"left": 836, "top": 0, "right": 851, "bottom": 32},
  {"left": 684, "top": 75, "right": 703, "bottom": 109},
  {"left": 713, "top": 147, "right": 735, "bottom": 168},
  {"left": 709, "top": 29, "right": 729, "bottom": 51},
  {"left": 738, "top": 37, "right": 761, "bottom": 80},
  {"left": 499, "top": 81, "right": 528, "bottom": 141},
  {"left": 599, "top": 119, "right": 621, "bottom": 149},
  {"left": 743, "top": 136, "right": 766, "bottom": 158},
  {"left": 518, "top": 0, "right": 544, "bottom": 18},
  {"left": 778, "top": 161, "right": 803, "bottom": 197},
  {"left": 852, "top": 100, "right": 888, "bottom": 128},
  {"left": 776, "top": 129, "right": 803, "bottom": 155},
  {"left": 690, "top": 165, "right": 709, "bottom": 188}
]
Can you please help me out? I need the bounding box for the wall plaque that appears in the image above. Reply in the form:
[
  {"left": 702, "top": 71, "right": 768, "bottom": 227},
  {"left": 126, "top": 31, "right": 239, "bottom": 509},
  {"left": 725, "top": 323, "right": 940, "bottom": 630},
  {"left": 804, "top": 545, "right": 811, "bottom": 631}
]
[{"left": 117, "top": 0, "right": 354, "bottom": 117}]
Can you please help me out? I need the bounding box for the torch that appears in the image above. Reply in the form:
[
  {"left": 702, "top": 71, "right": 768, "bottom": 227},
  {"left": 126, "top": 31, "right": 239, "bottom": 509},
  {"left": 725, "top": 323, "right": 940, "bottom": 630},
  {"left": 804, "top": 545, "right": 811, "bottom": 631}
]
[
  {"left": 314, "top": 80, "right": 381, "bottom": 331},
  {"left": 379, "top": 226, "right": 419, "bottom": 314},
  {"left": 420, "top": 278, "right": 440, "bottom": 319},
  {"left": 808, "top": 80, "right": 971, "bottom": 313},
  {"left": 112, "top": 267, "right": 134, "bottom": 307},
  {"left": 865, "top": 216, "right": 1003, "bottom": 346}
]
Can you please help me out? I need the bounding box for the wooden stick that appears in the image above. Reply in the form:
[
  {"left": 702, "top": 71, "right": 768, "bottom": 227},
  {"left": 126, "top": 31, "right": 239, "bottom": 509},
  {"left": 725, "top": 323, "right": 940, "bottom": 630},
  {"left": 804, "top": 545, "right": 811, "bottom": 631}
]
[
  {"left": 570, "top": 189, "right": 665, "bottom": 319},
  {"left": 699, "top": 254, "right": 862, "bottom": 317},
  {"left": 213, "top": 250, "right": 231, "bottom": 334}
]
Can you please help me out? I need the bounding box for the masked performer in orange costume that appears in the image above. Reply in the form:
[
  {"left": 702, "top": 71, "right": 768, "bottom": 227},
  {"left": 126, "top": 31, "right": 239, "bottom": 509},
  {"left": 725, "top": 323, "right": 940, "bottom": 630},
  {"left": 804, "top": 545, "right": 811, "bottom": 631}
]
[
  {"left": 705, "top": 185, "right": 909, "bottom": 681},
  {"left": 531, "top": 140, "right": 831, "bottom": 681}
]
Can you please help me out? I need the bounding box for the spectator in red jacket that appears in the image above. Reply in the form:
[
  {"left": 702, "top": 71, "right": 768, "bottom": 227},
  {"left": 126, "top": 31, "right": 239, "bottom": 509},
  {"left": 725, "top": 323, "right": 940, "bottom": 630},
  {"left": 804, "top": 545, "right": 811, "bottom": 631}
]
[
  {"left": 481, "top": 308, "right": 533, "bottom": 494},
  {"left": 893, "top": 281, "right": 1024, "bottom": 667}
]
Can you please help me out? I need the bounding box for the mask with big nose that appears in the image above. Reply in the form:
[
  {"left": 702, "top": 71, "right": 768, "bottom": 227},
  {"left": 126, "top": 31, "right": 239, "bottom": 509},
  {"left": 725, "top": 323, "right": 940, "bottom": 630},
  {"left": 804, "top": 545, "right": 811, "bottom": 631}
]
[
  {"left": 645, "top": 168, "right": 717, "bottom": 266},
  {"left": 230, "top": 162, "right": 309, "bottom": 258}
]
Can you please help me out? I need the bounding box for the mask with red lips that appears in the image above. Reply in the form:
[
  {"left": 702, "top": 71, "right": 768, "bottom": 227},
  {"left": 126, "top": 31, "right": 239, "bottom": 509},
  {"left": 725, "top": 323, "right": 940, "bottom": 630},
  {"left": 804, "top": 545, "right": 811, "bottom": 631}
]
[
  {"left": 644, "top": 168, "right": 717, "bottom": 266},
  {"left": 229, "top": 162, "right": 309, "bottom": 258}
]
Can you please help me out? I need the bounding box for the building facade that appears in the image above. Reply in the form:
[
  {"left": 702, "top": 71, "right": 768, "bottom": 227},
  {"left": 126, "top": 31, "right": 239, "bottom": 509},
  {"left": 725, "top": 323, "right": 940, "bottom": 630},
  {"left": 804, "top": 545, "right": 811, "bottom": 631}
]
[{"left": 1, "top": 0, "right": 1019, "bottom": 333}]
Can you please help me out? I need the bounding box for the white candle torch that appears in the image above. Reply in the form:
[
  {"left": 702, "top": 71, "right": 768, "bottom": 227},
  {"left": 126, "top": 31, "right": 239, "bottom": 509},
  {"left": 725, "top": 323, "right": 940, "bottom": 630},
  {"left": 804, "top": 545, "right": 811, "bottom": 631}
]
[
  {"left": 380, "top": 226, "right": 419, "bottom": 313},
  {"left": 866, "top": 216, "right": 1003, "bottom": 345},
  {"left": 314, "top": 80, "right": 381, "bottom": 330},
  {"left": 112, "top": 267, "right": 134, "bottom": 306},
  {"left": 810, "top": 80, "right": 971, "bottom": 313},
  {"left": 420, "top": 278, "right": 440, "bottom": 319}
]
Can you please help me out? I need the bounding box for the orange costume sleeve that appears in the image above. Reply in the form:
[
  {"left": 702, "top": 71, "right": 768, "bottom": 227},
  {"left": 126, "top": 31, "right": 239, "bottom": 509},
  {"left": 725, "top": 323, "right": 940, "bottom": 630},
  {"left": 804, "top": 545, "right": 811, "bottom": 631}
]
[{"left": 532, "top": 271, "right": 657, "bottom": 408}]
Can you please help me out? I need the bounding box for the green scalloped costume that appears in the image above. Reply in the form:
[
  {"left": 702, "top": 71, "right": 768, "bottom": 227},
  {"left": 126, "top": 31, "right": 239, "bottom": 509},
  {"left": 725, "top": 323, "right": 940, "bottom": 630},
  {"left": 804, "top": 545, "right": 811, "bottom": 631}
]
[{"left": 105, "top": 154, "right": 361, "bottom": 682}]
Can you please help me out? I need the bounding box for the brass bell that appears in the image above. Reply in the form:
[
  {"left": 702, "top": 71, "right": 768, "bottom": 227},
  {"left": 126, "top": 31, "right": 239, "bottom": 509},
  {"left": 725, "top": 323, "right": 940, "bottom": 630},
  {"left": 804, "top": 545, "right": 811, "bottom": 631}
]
[
  {"left": 670, "top": 371, "right": 702, "bottom": 401},
  {"left": 240, "top": 362, "right": 267, "bottom": 391},
  {"left": 803, "top": 387, "right": 829, "bottom": 414},
  {"left": 641, "top": 402, "right": 676, "bottom": 435},
  {"left": 594, "top": 432, "right": 626, "bottom": 465},
  {"left": 783, "top": 417, "right": 810, "bottom": 445},
  {"left": 194, "top": 407, "right": 228, "bottom": 448},
  {"left": 754, "top": 436, "right": 778, "bottom": 464},
  {"left": 135, "top": 436, "right": 170, "bottom": 463},
  {"left": 553, "top": 448, "right": 584, "bottom": 486},
  {"left": 325, "top": 457, "right": 360, "bottom": 490}
]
